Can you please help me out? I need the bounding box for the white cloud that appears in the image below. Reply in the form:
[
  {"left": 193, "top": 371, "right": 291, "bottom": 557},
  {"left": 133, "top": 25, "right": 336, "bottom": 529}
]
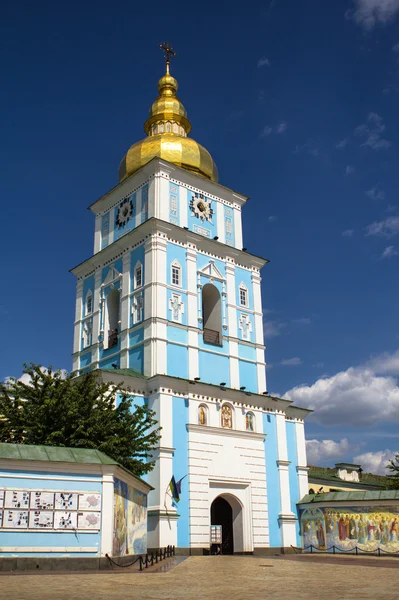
[
  {"left": 284, "top": 349, "right": 399, "bottom": 427},
  {"left": 263, "top": 319, "right": 285, "bottom": 338},
  {"left": 306, "top": 438, "right": 350, "bottom": 465},
  {"left": 393, "top": 42, "right": 399, "bottom": 51},
  {"left": 280, "top": 357, "right": 302, "bottom": 366},
  {"left": 365, "top": 186, "right": 385, "bottom": 201},
  {"left": 260, "top": 126, "right": 273, "bottom": 137},
  {"left": 345, "top": 165, "right": 355, "bottom": 175},
  {"left": 348, "top": 0, "right": 399, "bottom": 31},
  {"left": 336, "top": 138, "right": 349, "bottom": 149},
  {"left": 294, "top": 140, "right": 320, "bottom": 157},
  {"left": 268, "top": 215, "right": 278, "bottom": 222},
  {"left": 292, "top": 317, "right": 311, "bottom": 326},
  {"left": 381, "top": 245, "right": 398, "bottom": 259},
  {"left": 257, "top": 57, "right": 270, "bottom": 68},
  {"left": 342, "top": 229, "right": 355, "bottom": 237},
  {"left": 369, "top": 349, "right": 399, "bottom": 374},
  {"left": 260, "top": 123, "right": 288, "bottom": 137},
  {"left": 276, "top": 122, "right": 288, "bottom": 134},
  {"left": 355, "top": 112, "right": 391, "bottom": 150},
  {"left": 365, "top": 216, "right": 399, "bottom": 237},
  {"left": 353, "top": 449, "right": 396, "bottom": 475}
]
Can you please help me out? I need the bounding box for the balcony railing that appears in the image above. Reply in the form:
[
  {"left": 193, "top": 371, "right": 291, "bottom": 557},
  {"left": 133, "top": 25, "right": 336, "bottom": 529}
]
[
  {"left": 203, "top": 328, "right": 220, "bottom": 346},
  {"left": 108, "top": 330, "right": 118, "bottom": 348}
]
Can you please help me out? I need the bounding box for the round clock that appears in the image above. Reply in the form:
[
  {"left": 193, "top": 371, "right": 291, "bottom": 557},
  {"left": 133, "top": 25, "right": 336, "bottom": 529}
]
[
  {"left": 190, "top": 193, "right": 213, "bottom": 222},
  {"left": 116, "top": 198, "right": 133, "bottom": 228}
]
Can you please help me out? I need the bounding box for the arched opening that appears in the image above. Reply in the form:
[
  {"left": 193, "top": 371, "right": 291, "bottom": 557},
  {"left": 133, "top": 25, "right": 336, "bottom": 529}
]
[
  {"left": 104, "top": 288, "right": 120, "bottom": 349},
  {"left": 202, "top": 283, "right": 222, "bottom": 346},
  {"left": 211, "top": 496, "right": 234, "bottom": 554}
]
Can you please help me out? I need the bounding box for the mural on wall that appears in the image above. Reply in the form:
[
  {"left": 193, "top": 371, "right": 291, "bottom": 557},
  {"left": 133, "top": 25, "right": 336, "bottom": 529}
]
[
  {"left": 301, "top": 506, "right": 399, "bottom": 552},
  {"left": 113, "top": 478, "right": 147, "bottom": 556}
]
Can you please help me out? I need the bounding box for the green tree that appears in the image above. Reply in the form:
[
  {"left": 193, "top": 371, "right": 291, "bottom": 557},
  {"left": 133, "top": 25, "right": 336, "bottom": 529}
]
[
  {"left": 387, "top": 453, "right": 399, "bottom": 489},
  {"left": 0, "top": 363, "right": 161, "bottom": 477}
]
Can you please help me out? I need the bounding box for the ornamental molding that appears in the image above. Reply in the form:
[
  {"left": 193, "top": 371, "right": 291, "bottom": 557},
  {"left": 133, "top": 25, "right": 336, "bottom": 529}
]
[
  {"left": 198, "top": 259, "right": 225, "bottom": 282},
  {"left": 187, "top": 423, "right": 266, "bottom": 441}
]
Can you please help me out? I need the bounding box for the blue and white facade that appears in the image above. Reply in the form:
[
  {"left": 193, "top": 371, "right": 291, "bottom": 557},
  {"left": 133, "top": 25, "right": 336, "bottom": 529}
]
[{"left": 71, "top": 156, "right": 311, "bottom": 553}]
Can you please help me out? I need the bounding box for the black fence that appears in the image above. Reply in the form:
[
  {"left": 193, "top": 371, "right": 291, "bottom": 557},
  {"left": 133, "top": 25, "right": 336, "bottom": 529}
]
[
  {"left": 105, "top": 545, "right": 175, "bottom": 571},
  {"left": 304, "top": 544, "right": 399, "bottom": 557}
]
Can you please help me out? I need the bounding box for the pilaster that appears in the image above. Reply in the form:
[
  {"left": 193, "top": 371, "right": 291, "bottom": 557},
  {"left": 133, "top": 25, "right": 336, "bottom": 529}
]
[
  {"left": 73, "top": 280, "right": 84, "bottom": 355},
  {"left": 275, "top": 413, "right": 297, "bottom": 547},
  {"left": 295, "top": 420, "right": 309, "bottom": 500},
  {"left": 100, "top": 469, "right": 115, "bottom": 556}
]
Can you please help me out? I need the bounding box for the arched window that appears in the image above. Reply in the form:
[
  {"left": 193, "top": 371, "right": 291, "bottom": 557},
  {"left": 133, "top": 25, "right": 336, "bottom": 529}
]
[
  {"left": 166, "top": 122, "right": 171, "bottom": 132},
  {"left": 221, "top": 404, "right": 233, "bottom": 429},
  {"left": 202, "top": 283, "right": 222, "bottom": 346},
  {"left": 239, "top": 283, "right": 248, "bottom": 307},
  {"left": 86, "top": 291, "right": 93, "bottom": 315},
  {"left": 104, "top": 288, "right": 120, "bottom": 349},
  {"left": 245, "top": 412, "right": 255, "bottom": 432},
  {"left": 134, "top": 261, "right": 143, "bottom": 289},
  {"left": 159, "top": 123, "right": 164, "bottom": 134},
  {"left": 198, "top": 404, "right": 208, "bottom": 426},
  {"left": 171, "top": 260, "right": 181, "bottom": 287}
]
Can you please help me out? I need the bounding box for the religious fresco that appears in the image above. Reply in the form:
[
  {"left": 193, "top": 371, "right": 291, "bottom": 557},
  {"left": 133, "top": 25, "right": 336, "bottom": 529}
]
[
  {"left": 300, "top": 506, "right": 399, "bottom": 553},
  {"left": 112, "top": 478, "right": 147, "bottom": 556}
]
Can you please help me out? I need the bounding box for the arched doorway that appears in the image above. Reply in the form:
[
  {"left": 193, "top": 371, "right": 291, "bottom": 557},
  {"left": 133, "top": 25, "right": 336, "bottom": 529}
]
[{"left": 211, "top": 496, "right": 234, "bottom": 554}]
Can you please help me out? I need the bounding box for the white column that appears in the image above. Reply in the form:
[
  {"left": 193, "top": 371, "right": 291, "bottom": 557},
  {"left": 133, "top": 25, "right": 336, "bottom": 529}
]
[
  {"left": 94, "top": 214, "right": 102, "bottom": 254},
  {"left": 186, "top": 247, "right": 198, "bottom": 328},
  {"left": 233, "top": 206, "right": 243, "bottom": 250},
  {"left": 180, "top": 184, "right": 188, "bottom": 228},
  {"left": 146, "top": 392, "right": 178, "bottom": 548},
  {"left": 158, "top": 173, "right": 170, "bottom": 222},
  {"left": 101, "top": 469, "right": 115, "bottom": 556},
  {"left": 119, "top": 252, "right": 131, "bottom": 368},
  {"left": 73, "top": 280, "right": 84, "bottom": 356},
  {"left": 225, "top": 262, "right": 237, "bottom": 338},
  {"left": 229, "top": 341, "right": 240, "bottom": 389},
  {"left": 295, "top": 420, "right": 309, "bottom": 500},
  {"left": 91, "top": 268, "right": 103, "bottom": 368},
  {"left": 216, "top": 200, "right": 225, "bottom": 244},
  {"left": 251, "top": 271, "right": 264, "bottom": 346},
  {"left": 275, "top": 412, "right": 297, "bottom": 548}
]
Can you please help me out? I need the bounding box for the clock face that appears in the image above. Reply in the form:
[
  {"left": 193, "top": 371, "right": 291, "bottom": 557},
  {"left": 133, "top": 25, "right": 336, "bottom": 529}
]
[
  {"left": 116, "top": 198, "right": 133, "bottom": 228},
  {"left": 190, "top": 193, "right": 213, "bottom": 222}
]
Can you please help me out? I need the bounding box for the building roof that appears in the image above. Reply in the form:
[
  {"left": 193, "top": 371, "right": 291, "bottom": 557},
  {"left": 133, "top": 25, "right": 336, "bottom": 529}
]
[
  {"left": 299, "top": 489, "right": 399, "bottom": 504},
  {"left": 0, "top": 443, "right": 118, "bottom": 465},
  {"left": 308, "top": 465, "right": 389, "bottom": 489},
  {"left": 101, "top": 368, "right": 148, "bottom": 380},
  {"left": 0, "top": 443, "right": 152, "bottom": 490}
]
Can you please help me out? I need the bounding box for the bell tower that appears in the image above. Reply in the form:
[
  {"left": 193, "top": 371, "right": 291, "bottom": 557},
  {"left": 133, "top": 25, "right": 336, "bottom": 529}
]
[{"left": 71, "top": 46, "right": 310, "bottom": 555}]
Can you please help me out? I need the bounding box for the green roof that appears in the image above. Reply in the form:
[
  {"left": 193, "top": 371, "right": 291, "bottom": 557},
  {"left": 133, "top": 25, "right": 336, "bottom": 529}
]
[
  {"left": 100, "top": 368, "right": 148, "bottom": 380},
  {"left": 299, "top": 489, "right": 399, "bottom": 504},
  {"left": 0, "top": 443, "right": 118, "bottom": 465},
  {"left": 308, "top": 465, "right": 390, "bottom": 488}
]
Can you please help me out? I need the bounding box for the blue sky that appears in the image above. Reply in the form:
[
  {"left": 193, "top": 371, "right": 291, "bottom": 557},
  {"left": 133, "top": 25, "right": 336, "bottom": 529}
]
[{"left": 1, "top": 0, "right": 399, "bottom": 473}]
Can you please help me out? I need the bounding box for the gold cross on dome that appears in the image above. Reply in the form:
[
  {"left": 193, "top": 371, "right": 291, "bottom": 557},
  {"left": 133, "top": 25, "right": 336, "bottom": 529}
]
[{"left": 159, "top": 41, "right": 176, "bottom": 72}]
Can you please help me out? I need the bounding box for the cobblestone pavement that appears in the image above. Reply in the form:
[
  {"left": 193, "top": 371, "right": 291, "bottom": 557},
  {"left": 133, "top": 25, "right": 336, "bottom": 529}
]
[{"left": 2, "top": 555, "right": 399, "bottom": 600}]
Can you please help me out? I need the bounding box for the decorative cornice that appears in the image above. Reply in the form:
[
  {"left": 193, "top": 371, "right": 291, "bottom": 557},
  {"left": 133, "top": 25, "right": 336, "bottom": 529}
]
[
  {"left": 187, "top": 423, "right": 266, "bottom": 441},
  {"left": 277, "top": 460, "right": 291, "bottom": 467}
]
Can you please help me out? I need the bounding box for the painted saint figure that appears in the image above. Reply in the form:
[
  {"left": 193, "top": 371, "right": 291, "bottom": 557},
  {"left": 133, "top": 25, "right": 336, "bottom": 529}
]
[
  {"left": 316, "top": 520, "right": 326, "bottom": 548},
  {"left": 246, "top": 412, "right": 254, "bottom": 432},
  {"left": 221, "top": 405, "right": 232, "bottom": 429},
  {"left": 199, "top": 406, "right": 207, "bottom": 426}
]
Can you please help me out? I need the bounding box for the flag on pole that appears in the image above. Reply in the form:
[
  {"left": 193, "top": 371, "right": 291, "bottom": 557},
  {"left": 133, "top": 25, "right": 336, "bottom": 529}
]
[{"left": 169, "top": 475, "right": 180, "bottom": 503}]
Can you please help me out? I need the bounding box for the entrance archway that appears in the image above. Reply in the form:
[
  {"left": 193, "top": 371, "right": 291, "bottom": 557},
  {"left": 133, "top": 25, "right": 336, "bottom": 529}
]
[{"left": 211, "top": 496, "right": 234, "bottom": 554}]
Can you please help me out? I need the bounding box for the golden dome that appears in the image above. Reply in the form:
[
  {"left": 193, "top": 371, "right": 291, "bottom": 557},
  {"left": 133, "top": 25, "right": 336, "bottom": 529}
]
[{"left": 118, "top": 64, "right": 218, "bottom": 183}]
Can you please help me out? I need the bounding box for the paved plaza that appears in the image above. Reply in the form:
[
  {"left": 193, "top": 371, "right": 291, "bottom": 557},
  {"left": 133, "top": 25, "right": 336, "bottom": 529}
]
[{"left": 1, "top": 555, "right": 399, "bottom": 600}]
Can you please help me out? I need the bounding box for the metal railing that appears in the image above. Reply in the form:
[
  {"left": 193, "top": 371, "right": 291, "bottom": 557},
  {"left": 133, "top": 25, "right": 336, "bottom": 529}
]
[
  {"left": 105, "top": 545, "right": 176, "bottom": 570},
  {"left": 305, "top": 544, "right": 399, "bottom": 557}
]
